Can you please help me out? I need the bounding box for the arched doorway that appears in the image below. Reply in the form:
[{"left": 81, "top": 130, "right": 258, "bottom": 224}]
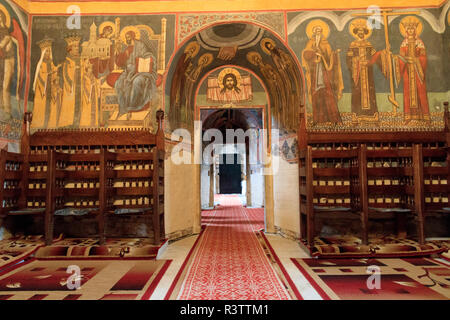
[
  {"left": 200, "top": 108, "right": 265, "bottom": 212},
  {"left": 165, "top": 21, "right": 304, "bottom": 235}
]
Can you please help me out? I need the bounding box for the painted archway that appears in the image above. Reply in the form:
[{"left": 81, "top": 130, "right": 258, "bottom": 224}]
[
  {"left": 164, "top": 21, "right": 305, "bottom": 133},
  {"left": 164, "top": 21, "right": 305, "bottom": 234},
  {"left": 198, "top": 65, "right": 268, "bottom": 211}
]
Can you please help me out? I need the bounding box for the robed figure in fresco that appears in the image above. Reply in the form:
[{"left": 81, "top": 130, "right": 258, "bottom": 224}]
[
  {"left": 346, "top": 19, "right": 388, "bottom": 120},
  {"left": 89, "top": 22, "right": 116, "bottom": 80},
  {"left": 261, "top": 37, "right": 301, "bottom": 129},
  {"left": 114, "top": 28, "right": 158, "bottom": 119},
  {"left": 80, "top": 59, "right": 99, "bottom": 127},
  {"left": 169, "top": 41, "right": 199, "bottom": 128},
  {"left": 247, "top": 51, "right": 286, "bottom": 126},
  {"left": 301, "top": 19, "right": 343, "bottom": 125},
  {"left": 184, "top": 52, "right": 213, "bottom": 123},
  {"left": 59, "top": 34, "right": 82, "bottom": 127},
  {"left": 31, "top": 39, "right": 62, "bottom": 129},
  {"left": 393, "top": 16, "right": 430, "bottom": 122},
  {"left": 0, "top": 6, "right": 24, "bottom": 120}
]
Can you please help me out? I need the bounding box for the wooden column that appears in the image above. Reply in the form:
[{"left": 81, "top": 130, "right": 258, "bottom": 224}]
[
  {"left": 0, "top": 150, "right": 7, "bottom": 217},
  {"left": 155, "top": 110, "right": 165, "bottom": 242},
  {"left": 18, "top": 113, "right": 32, "bottom": 209},
  {"left": 444, "top": 102, "right": 450, "bottom": 220},
  {"left": 209, "top": 164, "right": 214, "bottom": 207},
  {"left": 413, "top": 144, "right": 425, "bottom": 244},
  {"left": 359, "top": 144, "right": 369, "bottom": 245},
  {"left": 298, "top": 109, "right": 307, "bottom": 242},
  {"left": 44, "top": 150, "right": 56, "bottom": 246},
  {"left": 246, "top": 141, "right": 252, "bottom": 207},
  {"left": 98, "top": 149, "right": 107, "bottom": 245},
  {"left": 305, "top": 146, "right": 314, "bottom": 246}
]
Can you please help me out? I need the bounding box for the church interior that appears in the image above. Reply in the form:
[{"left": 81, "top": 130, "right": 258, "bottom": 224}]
[{"left": 0, "top": 0, "right": 449, "bottom": 301}]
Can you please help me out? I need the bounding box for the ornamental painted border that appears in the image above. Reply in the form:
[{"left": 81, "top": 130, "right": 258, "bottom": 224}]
[{"left": 177, "top": 12, "right": 286, "bottom": 46}]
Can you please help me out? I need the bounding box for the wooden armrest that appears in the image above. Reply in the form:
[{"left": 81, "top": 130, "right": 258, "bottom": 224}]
[
  {"left": 311, "top": 149, "right": 358, "bottom": 158},
  {"left": 368, "top": 207, "right": 411, "bottom": 213},
  {"left": 313, "top": 206, "right": 352, "bottom": 212},
  {"left": 425, "top": 207, "right": 450, "bottom": 216},
  {"left": 115, "top": 153, "right": 154, "bottom": 161},
  {"left": 7, "top": 208, "right": 46, "bottom": 216},
  {"left": 54, "top": 208, "right": 98, "bottom": 216},
  {"left": 110, "top": 207, "right": 153, "bottom": 215}
]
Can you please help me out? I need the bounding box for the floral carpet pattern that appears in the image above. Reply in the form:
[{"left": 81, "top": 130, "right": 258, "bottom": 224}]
[
  {"left": 291, "top": 257, "right": 450, "bottom": 299},
  {"left": 0, "top": 258, "right": 171, "bottom": 300}
]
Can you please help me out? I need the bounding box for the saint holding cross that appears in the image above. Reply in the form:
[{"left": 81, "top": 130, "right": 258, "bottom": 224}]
[
  {"left": 393, "top": 16, "right": 430, "bottom": 122},
  {"left": 351, "top": 10, "right": 429, "bottom": 123}
]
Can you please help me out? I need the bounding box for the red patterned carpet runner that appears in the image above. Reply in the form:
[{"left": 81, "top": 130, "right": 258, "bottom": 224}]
[{"left": 177, "top": 195, "right": 290, "bottom": 300}]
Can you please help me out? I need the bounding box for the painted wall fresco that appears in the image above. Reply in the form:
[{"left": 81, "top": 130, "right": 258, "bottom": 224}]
[
  {"left": 177, "top": 12, "right": 285, "bottom": 47},
  {"left": 197, "top": 67, "right": 300, "bottom": 163},
  {"left": 28, "top": 14, "right": 175, "bottom": 132},
  {"left": 196, "top": 67, "right": 267, "bottom": 106},
  {"left": 0, "top": 0, "right": 27, "bottom": 149},
  {"left": 18, "top": 3, "right": 450, "bottom": 138},
  {"left": 444, "top": 9, "right": 450, "bottom": 94},
  {"left": 288, "top": 6, "right": 450, "bottom": 130},
  {"left": 273, "top": 131, "right": 298, "bottom": 163}
]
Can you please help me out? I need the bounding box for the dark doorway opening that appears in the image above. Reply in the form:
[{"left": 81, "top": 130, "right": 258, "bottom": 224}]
[{"left": 219, "top": 153, "right": 242, "bottom": 194}]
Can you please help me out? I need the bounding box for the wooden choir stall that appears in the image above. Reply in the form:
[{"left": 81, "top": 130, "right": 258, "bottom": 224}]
[
  {"left": 0, "top": 111, "right": 165, "bottom": 245},
  {"left": 298, "top": 102, "right": 449, "bottom": 248}
]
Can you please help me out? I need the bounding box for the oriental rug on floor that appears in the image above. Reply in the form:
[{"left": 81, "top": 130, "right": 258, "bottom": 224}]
[
  {"left": 171, "top": 194, "right": 292, "bottom": 300},
  {"left": 34, "top": 237, "right": 165, "bottom": 259},
  {"left": 291, "top": 257, "right": 450, "bottom": 300},
  {"left": 0, "top": 234, "right": 64, "bottom": 272},
  {"left": 0, "top": 257, "right": 171, "bottom": 300}
]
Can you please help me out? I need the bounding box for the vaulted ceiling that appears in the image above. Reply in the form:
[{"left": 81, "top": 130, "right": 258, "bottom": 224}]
[{"left": 166, "top": 22, "right": 304, "bottom": 132}]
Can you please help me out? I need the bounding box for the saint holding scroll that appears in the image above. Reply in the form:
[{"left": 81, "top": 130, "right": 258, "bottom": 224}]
[{"left": 301, "top": 19, "right": 343, "bottom": 125}]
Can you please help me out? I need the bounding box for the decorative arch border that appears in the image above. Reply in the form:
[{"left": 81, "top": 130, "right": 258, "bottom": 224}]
[
  {"left": 177, "top": 11, "right": 286, "bottom": 46},
  {"left": 287, "top": 4, "right": 450, "bottom": 35}
]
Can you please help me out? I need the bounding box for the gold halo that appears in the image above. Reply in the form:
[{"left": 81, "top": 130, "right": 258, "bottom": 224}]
[
  {"left": 349, "top": 18, "right": 372, "bottom": 40},
  {"left": 306, "top": 19, "right": 330, "bottom": 40},
  {"left": 99, "top": 21, "right": 116, "bottom": 37},
  {"left": 184, "top": 41, "right": 200, "bottom": 57},
  {"left": 217, "top": 68, "right": 242, "bottom": 90},
  {"left": 399, "top": 16, "right": 423, "bottom": 38},
  {"left": 0, "top": 4, "right": 11, "bottom": 29},
  {"left": 260, "top": 38, "right": 276, "bottom": 55},
  {"left": 120, "top": 26, "right": 141, "bottom": 43},
  {"left": 246, "top": 51, "right": 262, "bottom": 65},
  {"left": 197, "top": 53, "right": 213, "bottom": 67},
  {"left": 136, "top": 24, "right": 154, "bottom": 37}
]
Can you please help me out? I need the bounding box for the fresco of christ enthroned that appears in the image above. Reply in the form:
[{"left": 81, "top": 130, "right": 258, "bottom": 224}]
[{"left": 82, "top": 18, "right": 166, "bottom": 128}]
